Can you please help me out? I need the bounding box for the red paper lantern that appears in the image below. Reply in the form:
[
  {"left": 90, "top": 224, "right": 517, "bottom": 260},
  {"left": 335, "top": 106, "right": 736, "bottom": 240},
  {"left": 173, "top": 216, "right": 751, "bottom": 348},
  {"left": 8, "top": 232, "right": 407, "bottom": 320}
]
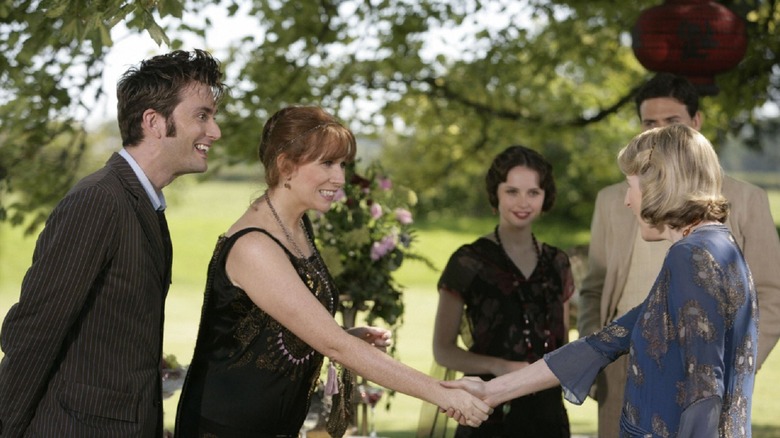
[{"left": 632, "top": 0, "right": 748, "bottom": 95}]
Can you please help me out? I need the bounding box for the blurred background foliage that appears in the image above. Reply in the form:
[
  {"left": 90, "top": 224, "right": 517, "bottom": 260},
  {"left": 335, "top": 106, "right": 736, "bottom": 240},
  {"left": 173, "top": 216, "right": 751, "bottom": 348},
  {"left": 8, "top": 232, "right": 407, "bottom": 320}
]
[{"left": 2, "top": 0, "right": 779, "bottom": 233}]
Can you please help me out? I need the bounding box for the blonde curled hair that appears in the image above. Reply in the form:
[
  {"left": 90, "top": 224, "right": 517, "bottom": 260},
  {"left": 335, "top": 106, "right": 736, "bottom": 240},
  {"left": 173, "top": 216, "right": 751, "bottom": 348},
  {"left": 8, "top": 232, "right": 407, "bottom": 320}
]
[{"left": 617, "top": 124, "right": 729, "bottom": 230}]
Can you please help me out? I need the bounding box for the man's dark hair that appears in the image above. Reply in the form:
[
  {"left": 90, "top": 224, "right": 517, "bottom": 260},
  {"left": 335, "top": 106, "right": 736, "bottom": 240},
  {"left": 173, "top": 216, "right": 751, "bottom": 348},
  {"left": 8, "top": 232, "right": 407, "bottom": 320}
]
[
  {"left": 117, "top": 49, "right": 226, "bottom": 147},
  {"left": 634, "top": 73, "right": 699, "bottom": 120}
]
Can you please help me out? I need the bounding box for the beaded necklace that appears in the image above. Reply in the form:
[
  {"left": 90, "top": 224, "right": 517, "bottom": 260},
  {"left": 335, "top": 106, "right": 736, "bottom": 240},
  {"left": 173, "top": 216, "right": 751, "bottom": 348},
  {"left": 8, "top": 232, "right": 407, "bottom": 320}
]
[
  {"left": 264, "top": 192, "right": 334, "bottom": 312},
  {"left": 494, "top": 225, "right": 541, "bottom": 270},
  {"left": 493, "top": 225, "right": 555, "bottom": 356}
]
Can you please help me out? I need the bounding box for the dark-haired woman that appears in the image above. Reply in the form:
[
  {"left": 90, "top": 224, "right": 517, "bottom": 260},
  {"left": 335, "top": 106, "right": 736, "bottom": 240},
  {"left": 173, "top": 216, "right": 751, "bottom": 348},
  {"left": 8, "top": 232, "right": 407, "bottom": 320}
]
[{"left": 432, "top": 145, "right": 574, "bottom": 437}]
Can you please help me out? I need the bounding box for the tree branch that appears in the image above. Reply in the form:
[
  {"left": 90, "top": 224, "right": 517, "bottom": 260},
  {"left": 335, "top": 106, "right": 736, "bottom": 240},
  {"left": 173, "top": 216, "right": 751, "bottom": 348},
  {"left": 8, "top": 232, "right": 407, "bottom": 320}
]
[{"left": 420, "top": 76, "right": 643, "bottom": 128}]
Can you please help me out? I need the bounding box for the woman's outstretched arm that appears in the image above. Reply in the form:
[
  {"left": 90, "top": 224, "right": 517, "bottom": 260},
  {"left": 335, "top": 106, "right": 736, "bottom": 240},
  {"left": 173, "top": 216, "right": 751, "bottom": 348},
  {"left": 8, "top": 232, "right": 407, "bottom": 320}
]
[{"left": 441, "top": 358, "right": 560, "bottom": 407}]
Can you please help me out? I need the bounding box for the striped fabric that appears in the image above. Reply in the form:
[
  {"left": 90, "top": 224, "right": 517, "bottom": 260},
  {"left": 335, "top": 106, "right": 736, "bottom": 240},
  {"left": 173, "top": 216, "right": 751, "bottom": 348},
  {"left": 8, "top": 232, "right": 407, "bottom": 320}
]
[{"left": 0, "top": 153, "right": 170, "bottom": 437}]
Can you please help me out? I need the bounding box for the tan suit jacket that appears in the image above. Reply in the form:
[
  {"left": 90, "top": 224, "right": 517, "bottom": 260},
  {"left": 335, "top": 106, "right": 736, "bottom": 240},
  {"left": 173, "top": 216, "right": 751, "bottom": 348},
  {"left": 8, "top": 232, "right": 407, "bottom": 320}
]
[{"left": 579, "top": 175, "right": 780, "bottom": 366}]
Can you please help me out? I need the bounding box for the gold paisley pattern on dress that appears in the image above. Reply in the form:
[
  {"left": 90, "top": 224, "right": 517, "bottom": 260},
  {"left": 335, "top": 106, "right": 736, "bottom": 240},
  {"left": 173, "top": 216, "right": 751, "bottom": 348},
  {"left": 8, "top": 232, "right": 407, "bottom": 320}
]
[
  {"left": 733, "top": 335, "right": 756, "bottom": 376},
  {"left": 675, "top": 355, "right": 718, "bottom": 408},
  {"left": 691, "top": 247, "right": 745, "bottom": 329},
  {"left": 677, "top": 301, "right": 716, "bottom": 345},
  {"left": 594, "top": 321, "right": 630, "bottom": 344},
  {"left": 742, "top": 263, "right": 759, "bottom": 324},
  {"left": 726, "top": 236, "right": 758, "bottom": 320},
  {"left": 623, "top": 399, "right": 641, "bottom": 429},
  {"left": 722, "top": 332, "right": 754, "bottom": 438},
  {"left": 721, "top": 387, "right": 751, "bottom": 438},
  {"left": 627, "top": 345, "right": 644, "bottom": 386},
  {"left": 651, "top": 414, "right": 670, "bottom": 438},
  {"left": 641, "top": 270, "right": 675, "bottom": 366}
]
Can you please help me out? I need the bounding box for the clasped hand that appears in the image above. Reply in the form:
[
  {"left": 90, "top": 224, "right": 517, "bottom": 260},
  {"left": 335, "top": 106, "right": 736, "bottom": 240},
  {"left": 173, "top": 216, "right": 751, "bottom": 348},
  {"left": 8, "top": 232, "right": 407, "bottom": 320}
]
[
  {"left": 439, "top": 376, "right": 495, "bottom": 427},
  {"left": 346, "top": 326, "right": 493, "bottom": 427},
  {"left": 442, "top": 376, "right": 490, "bottom": 401}
]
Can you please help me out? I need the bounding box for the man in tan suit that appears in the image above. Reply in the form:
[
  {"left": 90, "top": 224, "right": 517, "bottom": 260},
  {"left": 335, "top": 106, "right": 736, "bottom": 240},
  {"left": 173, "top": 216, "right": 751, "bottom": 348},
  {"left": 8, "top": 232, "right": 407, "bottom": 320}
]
[{"left": 578, "top": 73, "right": 780, "bottom": 437}]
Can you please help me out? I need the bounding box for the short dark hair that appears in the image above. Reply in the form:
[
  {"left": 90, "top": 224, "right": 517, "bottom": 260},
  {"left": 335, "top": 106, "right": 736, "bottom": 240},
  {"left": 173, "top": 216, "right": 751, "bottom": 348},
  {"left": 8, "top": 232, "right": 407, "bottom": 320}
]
[
  {"left": 485, "top": 145, "right": 556, "bottom": 212},
  {"left": 634, "top": 73, "right": 699, "bottom": 120},
  {"left": 258, "top": 106, "right": 357, "bottom": 187},
  {"left": 117, "top": 49, "right": 226, "bottom": 147}
]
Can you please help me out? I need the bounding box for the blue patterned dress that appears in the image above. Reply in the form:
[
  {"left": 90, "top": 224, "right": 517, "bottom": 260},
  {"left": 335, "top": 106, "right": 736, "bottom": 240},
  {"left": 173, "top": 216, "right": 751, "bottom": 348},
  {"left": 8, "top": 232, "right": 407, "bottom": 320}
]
[{"left": 546, "top": 225, "right": 757, "bottom": 437}]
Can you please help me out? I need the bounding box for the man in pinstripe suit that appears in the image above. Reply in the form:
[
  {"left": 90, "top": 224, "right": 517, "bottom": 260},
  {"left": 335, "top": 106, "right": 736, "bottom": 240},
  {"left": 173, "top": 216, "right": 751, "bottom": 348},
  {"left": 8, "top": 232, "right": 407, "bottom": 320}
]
[{"left": 0, "top": 49, "right": 226, "bottom": 437}]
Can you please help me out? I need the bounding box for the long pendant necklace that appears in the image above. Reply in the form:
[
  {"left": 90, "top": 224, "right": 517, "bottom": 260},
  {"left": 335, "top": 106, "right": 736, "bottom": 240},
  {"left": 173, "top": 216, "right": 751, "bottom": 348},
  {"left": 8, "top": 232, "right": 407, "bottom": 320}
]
[
  {"left": 264, "top": 191, "right": 344, "bottom": 397},
  {"left": 493, "top": 225, "right": 554, "bottom": 356},
  {"left": 264, "top": 192, "right": 334, "bottom": 313}
]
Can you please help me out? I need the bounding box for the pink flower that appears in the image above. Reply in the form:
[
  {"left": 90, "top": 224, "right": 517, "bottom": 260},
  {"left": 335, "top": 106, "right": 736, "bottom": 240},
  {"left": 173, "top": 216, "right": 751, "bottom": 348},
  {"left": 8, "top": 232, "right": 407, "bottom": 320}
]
[
  {"left": 378, "top": 177, "right": 393, "bottom": 191},
  {"left": 394, "top": 208, "right": 413, "bottom": 225},
  {"left": 370, "top": 235, "right": 397, "bottom": 261},
  {"left": 370, "top": 203, "right": 383, "bottom": 219},
  {"left": 333, "top": 189, "right": 346, "bottom": 202}
]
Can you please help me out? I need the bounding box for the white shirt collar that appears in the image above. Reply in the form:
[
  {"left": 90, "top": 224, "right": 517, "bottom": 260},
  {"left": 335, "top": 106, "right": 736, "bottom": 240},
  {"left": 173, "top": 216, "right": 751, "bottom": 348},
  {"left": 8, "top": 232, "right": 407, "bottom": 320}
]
[{"left": 118, "top": 148, "right": 167, "bottom": 211}]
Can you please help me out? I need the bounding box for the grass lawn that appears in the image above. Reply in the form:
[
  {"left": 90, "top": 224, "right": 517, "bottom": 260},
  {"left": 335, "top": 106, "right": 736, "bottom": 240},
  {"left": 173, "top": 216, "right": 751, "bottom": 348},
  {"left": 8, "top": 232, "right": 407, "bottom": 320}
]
[{"left": 2, "top": 178, "right": 780, "bottom": 437}]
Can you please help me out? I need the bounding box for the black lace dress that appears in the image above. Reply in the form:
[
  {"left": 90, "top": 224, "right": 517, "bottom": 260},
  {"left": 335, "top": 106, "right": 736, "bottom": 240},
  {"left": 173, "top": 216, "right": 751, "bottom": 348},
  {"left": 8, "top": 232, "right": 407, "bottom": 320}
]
[
  {"left": 175, "top": 227, "right": 337, "bottom": 438},
  {"left": 439, "top": 236, "right": 574, "bottom": 438}
]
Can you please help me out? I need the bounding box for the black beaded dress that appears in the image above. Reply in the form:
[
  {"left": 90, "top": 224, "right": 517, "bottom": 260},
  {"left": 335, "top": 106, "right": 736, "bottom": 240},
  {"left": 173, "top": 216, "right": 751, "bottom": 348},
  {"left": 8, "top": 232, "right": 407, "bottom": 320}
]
[
  {"left": 175, "top": 226, "right": 338, "bottom": 438},
  {"left": 438, "top": 234, "right": 574, "bottom": 438}
]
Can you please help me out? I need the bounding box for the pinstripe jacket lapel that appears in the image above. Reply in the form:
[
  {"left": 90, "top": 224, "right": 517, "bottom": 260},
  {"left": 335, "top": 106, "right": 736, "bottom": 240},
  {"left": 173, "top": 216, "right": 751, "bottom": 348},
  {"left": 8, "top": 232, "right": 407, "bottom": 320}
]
[{"left": 108, "top": 153, "right": 171, "bottom": 290}]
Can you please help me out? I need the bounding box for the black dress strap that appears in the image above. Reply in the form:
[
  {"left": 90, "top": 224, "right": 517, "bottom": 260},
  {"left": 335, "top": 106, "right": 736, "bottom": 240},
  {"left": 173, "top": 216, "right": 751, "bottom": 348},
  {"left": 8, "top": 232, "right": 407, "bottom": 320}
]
[
  {"left": 221, "top": 227, "right": 294, "bottom": 259},
  {"left": 224, "top": 217, "right": 316, "bottom": 261}
]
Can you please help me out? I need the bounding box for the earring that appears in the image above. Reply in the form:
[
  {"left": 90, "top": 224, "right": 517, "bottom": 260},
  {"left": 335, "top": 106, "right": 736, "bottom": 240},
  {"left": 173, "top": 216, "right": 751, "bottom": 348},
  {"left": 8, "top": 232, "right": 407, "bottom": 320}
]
[{"left": 284, "top": 178, "right": 291, "bottom": 189}]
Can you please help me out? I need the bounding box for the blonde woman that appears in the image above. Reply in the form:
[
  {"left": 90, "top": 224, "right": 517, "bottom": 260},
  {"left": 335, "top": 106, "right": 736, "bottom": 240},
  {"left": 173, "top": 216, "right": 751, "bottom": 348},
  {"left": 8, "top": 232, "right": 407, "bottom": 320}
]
[
  {"left": 432, "top": 146, "right": 574, "bottom": 438},
  {"left": 444, "top": 124, "right": 757, "bottom": 437}
]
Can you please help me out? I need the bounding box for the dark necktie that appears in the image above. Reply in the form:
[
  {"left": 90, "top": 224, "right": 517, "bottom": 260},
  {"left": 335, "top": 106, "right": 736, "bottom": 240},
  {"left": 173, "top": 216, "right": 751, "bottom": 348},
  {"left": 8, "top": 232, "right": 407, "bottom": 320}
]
[{"left": 157, "top": 209, "right": 173, "bottom": 285}]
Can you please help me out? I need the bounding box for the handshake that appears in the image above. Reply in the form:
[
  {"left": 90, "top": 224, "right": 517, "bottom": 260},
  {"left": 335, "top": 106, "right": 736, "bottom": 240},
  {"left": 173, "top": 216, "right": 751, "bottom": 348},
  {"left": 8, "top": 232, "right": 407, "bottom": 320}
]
[
  {"left": 434, "top": 359, "right": 554, "bottom": 428},
  {"left": 436, "top": 375, "right": 496, "bottom": 428}
]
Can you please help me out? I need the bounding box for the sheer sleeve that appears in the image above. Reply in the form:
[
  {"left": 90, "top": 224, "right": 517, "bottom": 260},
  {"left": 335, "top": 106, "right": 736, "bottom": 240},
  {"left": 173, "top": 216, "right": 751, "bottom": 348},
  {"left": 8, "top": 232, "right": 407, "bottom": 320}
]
[
  {"left": 676, "top": 396, "right": 721, "bottom": 438},
  {"left": 544, "top": 338, "right": 608, "bottom": 405},
  {"left": 437, "top": 245, "right": 481, "bottom": 300},
  {"left": 545, "top": 305, "right": 640, "bottom": 404},
  {"left": 553, "top": 249, "right": 576, "bottom": 303}
]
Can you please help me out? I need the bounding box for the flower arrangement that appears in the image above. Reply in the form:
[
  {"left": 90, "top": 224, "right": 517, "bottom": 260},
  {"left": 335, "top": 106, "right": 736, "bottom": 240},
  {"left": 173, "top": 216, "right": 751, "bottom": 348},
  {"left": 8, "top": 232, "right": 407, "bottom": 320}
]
[{"left": 311, "top": 161, "right": 432, "bottom": 332}]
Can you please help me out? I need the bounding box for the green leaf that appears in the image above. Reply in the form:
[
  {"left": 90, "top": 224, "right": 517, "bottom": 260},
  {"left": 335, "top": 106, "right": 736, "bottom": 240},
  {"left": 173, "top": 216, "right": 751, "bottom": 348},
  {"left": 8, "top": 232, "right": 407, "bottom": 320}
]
[
  {"left": 145, "top": 19, "right": 170, "bottom": 46},
  {"left": 44, "top": 1, "right": 69, "bottom": 18}
]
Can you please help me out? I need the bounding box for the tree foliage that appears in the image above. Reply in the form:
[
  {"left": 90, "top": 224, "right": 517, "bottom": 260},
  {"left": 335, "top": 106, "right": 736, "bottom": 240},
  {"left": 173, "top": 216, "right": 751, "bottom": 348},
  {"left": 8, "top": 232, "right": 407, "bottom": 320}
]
[
  {"left": 0, "top": 0, "right": 190, "bottom": 233},
  {"left": 215, "top": 0, "right": 780, "bottom": 225},
  {"left": 2, "top": 0, "right": 779, "bottom": 232}
]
